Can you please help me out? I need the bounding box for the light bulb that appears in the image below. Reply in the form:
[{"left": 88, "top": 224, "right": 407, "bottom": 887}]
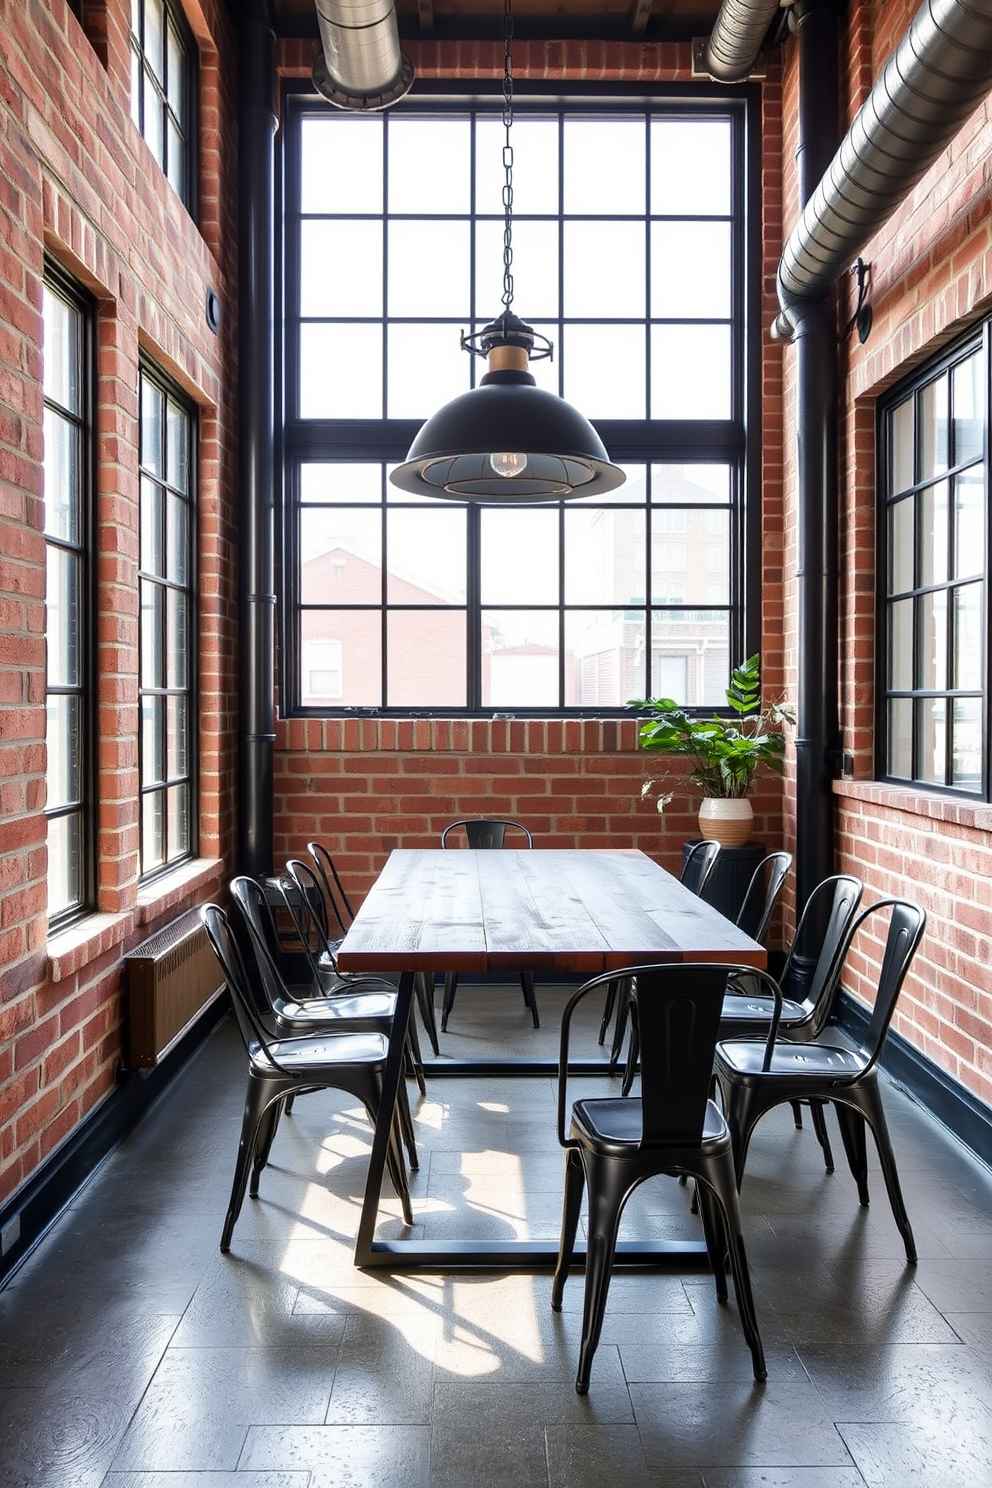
[{"left": 489, "top": 451, "right": 528, "bottom": 479}]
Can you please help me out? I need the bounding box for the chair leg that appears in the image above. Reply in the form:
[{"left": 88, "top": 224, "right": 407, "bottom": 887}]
[
  {"left": 808, "top": 1099, "right": 835, "bottom": 1172},
  {"left": 598, "top": 979, "right": 619, "bottom": 1045},
  {"left": 221, "top": 1071, "right": 288, "bottom": 1252},
  {"left": 702, "top": 1167, "right": 767, "bottom": 1382},
  {"left": 551, "top": 1147, "right": 585, "bottom": 1311},
  {"left": 692, "top": 1179, "right": 728, "bottom": 1301},
  {"left": 395, "top": 1079, "right": 419, "bottom": 1171},
  {"left": 620, "top": 1006, "right": 640, "bottom": 1098},
  {"left": 574, "top": 1153, "right": 627, "bottom": 1394},
  {"left": 790, "top": 1100, "right": 804, "bottom": 1130},
  {"left": 440, "top": 971, "right": 458, "bottom": 1033},
  {"left": 608, "top": 978, "right": 632, "bottom": 1068},
  {"left": 834, "top": 1101, "right": 869, "bottom": 1204},
  {"left": 415, "top": 972, "right": 440, "bottom": 1054},
  {"left": 520, "top": 972, "right": 540, "bottom": 1028},
  {"left": 405, "top": 1016, "right": 427, "bottom": 1096}
]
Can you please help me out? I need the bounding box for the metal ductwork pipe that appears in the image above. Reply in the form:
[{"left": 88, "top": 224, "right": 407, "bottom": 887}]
[
  {"left": 774, "top": 0, "right": 992, "bottom": 339},
  {"left": 704, "top": 0, "right": 782, "bottom": 82},
  {"left": 312, "top": 0, "right": 414, "bottom": 111}
]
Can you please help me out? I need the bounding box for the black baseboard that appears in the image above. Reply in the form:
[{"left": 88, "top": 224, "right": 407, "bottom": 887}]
[
  {"left": 0, "top": 994, "right": 230, "bottom": 1289},
  {"left": 836, "top": 990, "right": 992, "bottom": 1168}
]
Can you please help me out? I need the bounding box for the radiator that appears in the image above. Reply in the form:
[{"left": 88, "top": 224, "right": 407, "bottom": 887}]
[{"left": 125, "top": 908, "right": 226, "bottom": 1068}]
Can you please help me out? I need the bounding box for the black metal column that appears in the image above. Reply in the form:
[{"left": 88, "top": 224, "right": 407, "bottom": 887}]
[
  {"left": 789, "top": 0, "right": 842, "bottom": 921},
  {"left": 237, "top": 0, "right": 277, "bottom": 877}
]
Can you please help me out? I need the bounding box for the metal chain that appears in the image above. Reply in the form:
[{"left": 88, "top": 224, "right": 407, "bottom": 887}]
[{"left": 501, "top": 0, "right": 514, "bottom": 312}]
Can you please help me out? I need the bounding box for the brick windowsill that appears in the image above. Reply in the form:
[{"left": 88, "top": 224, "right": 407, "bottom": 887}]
[
  {"left": 135, "top": 857, "right": 225, "bottom": 924},
  {"left": 833, "top": 778, "right": 992, "bottom": 832}
]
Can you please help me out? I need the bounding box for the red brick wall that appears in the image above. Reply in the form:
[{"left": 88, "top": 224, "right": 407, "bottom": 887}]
[{"left": 0, "top": 0, "right": 239, "bottom": 1207}]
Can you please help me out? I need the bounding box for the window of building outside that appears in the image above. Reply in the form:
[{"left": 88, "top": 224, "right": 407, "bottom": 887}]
[
  {"left": 43, "top": 272, "right": 94, "bottom": 925},
  {"left": 129, "top": 0, "right": 195, "bottom": 207},
  {"left": 880, "top": 330, "right": 986, "bottom": 794},
  {"left": 283, "top": 93, "right": 755, "bottom": 714},
  {"left": 138, "top": 365, "right": 197, "bottom": 878}
]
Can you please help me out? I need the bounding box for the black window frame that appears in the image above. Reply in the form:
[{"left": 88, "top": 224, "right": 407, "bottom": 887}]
[
  {"left": 43, "top": 262, "right": 97, "bottom": 930},
  {"left": 137, "top": 359, "right": 199, "bottom": 882},
  {"left": 877, "top": 322, "right": 990, "bottom": 798},
  {"left": 279, "top": 81, "right": 762, "bottom": 718},
  {"left": 128, "top": 0, "right": 198, "bottom": 215}
]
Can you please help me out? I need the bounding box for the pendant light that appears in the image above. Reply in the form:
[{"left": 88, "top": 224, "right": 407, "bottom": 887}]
[{"left": 389, "top": 0, "right": 625, "bottom": 503}]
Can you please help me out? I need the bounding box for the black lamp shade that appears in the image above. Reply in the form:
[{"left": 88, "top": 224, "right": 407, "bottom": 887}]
[{"left": 389, "top": 370, "right": 626, "bottom": 501}]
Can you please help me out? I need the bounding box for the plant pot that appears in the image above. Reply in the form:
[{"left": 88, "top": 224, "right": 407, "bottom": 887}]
[{"left": 698, "top": 797, "right": 753, "bottom": 849}]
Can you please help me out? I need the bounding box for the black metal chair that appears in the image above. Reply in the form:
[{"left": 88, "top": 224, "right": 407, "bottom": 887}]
[
  {"left": 713, "top": 897, "right": 926, "bottom": 1263},
  {"left": 307, "top": 839, "right": 355, "bottom": 938},
  {"left": 734, "top": 850, "right": 793, "bottom": 943},
  {"left": 552, "top": 962, "right": 771, "bottom": 1393},
  {"left": 438, "top": 818, "right": 540, "bottom": 1031},
  {"left": 201, "top": 903, "right": 414, "bottom": 1251},
  {"left": 229, "top": 875, "right": 422, "bottom": 1160},
  {"left": 599, "top": 840, "right": 724, "bottom": 1064}
]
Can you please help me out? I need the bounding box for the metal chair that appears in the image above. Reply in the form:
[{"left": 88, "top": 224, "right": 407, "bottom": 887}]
[
  {"left": 438, "top": 818, "right": 540, "bottom": 1031},
  {"left": 680, "top": 838, "right": 722, "bottom": 897},
  {"left": 734, "top": 850, "right": 793, "bottom": 943},
  {"left": 552, "top": 962, "right": 771, "bottom": 1393},
  {"left": 201, "top": 903, "right": 414, "bottom": 1251},
  {"left": 307, "top": 839, "right": 355, "bottom": 937},
  {"left": 713, "top": 897, "right": 927, "bottom": 1263}
]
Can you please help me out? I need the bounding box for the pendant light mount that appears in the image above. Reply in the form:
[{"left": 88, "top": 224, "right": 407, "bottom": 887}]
[{"left": 389, "top": 0, "right": 625, "bottom": 504}]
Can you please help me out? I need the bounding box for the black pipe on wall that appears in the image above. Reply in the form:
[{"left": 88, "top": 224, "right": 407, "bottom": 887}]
[
  {"left": 788, "top": 0, "right": 842, "bottom": 921},
  {"left": 237, "top": 0, "right": 277, "bottom": 877}
]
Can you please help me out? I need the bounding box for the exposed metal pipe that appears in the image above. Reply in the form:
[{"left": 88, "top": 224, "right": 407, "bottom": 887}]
[
  {"left": 312, "top": 0, "right": 414, "bottom": 111},
  {"left": 238, "top": 0, "right": 277, "bottom": 877},
  {"left": 774, "top": 0, "right": 992, "bottom": 339},
  {"left": 704, "top": 0, "right": 782, "bottom": 82}
]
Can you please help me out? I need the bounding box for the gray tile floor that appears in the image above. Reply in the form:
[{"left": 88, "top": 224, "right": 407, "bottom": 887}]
[{"left": 3, "top": 983, "right": 992, "bottom": 1487}]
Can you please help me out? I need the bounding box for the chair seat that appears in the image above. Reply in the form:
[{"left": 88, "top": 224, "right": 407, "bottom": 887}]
[
  {"left": 257, "top": 1030, "right": 391, "bottom": 1071},
  {"left": 721, "top": 993, "right": 807, "bottom": 1026},
  {"left": 571, "top": 1096, "right": 731, "bottom": 1156},
  {"left": 715, "top": 1033, "right": 867, "bottom": 1080},
  {"left": 277, "top": 991, "right": 396, "bottom": 1024}
]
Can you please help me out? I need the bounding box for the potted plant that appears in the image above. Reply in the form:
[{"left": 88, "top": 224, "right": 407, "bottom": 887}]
[{"left": 629, "top": 654, "right": 795, "bottom": 848}]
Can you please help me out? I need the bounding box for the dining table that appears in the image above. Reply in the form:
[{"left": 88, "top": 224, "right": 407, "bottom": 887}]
[{"left": 335, "top": 846, "right": 766, "bottom": 1270}]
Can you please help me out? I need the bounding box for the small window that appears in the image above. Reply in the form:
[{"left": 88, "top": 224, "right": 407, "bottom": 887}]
[
  {"left": 43, "top": 271, "right": 94, "bottom": 925},
  {"left": 129, "top": 0, "right": 196, "bottom": 207},
  {"left": 880, "top": 333, "right": 987, "bottom": 794},
  {"left": 138, "top": 365, "right": 197, "bottom": 878}
]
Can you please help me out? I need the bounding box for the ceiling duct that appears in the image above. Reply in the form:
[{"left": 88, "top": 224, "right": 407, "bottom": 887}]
[
  {"left": 703, "top": 0, "right": 782, "bottom": 82},
  {"left": 774, "top": 0, "right": 992, "bottom": 340},
  {"left": 312, "top": 0, "right": 414, "bottom": 111}
]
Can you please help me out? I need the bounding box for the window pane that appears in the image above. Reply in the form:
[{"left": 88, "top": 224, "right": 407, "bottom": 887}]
[
  {"left": 46, "top": 547, "right": 80, "bottom": 686},
  {"left": 651, "top": 119, "right": 731, "bottom": 214},
  {"left": 953, "top": 581, "right": 983, "bottom": 691},
  {"left": 890, "top": 397, "right": 915, "bottom": 494},
  {"left": 141, "top": 378, "right": 164, "bottom": 474},
  {"left": 302, "top": 117, "right": 383, "bottom": 214},
  {"left": 386, "top": 611, "right": 467, "bottom": 706},
  {"left": 386, "top": 508, "right": 466, "bottom": 602},
  {"left": 142, "top": 695, "right": 165, "bottom": 784},
  {"left": 651, "top": 221, "right": 731, "bottom": 319},
  {"left": 300, "top": 323, "right": 382, "bottom": 418},
  {"left": 144, "top": 0, "right": 165, "bottom": 80},
  {"left": 889, "top": 596, "right": 914, "bottom": 690},
  {"left": 167, "top": 492, "right": 188, "bottom": 584},
  {"left": 919, "top": 590, "right": 947, "bottom": 692},
  {"left": 916, "top": 697, "right": 945, "bottom": 785},
  {"left": 388, "top": 119, "right": 471, "bottom": 213},
  {"left": 919, "top": 481, "right": 948, "bottom": 588},
  {"left": 167, "top": 694, "right": 187, "bottom": 776},
  {"left": 564, "top": 507, "right": 645, "bottom": 604},
  {"left": 168, "top": 783, "right": 189, "bottom": 858},
  {"left": 43, "top": 292, "right": 79, "bottom": 408},
  {"left": 47, "top": 814, "right": 80, "bottom": 920},
  {"left": 387, "top": 221, "right": 470, "bottom": 317},
  {"left": 166, "top": 120, "right": 185, "bottom": 195},
  {"left": 563, "top": 119, "right": 644, "bottom": 214},
  {"left": 301, "top": 508, "right": 382, "bottom": 603},
  {"left": 476, "top": 219, "right": 559, "bottom": 318},
  {"left": 140, "top": 578, "right": 164, "bottom": 687},
  {"left": 302, "top": 609, "right": 382, "bottom": 706},
  {"left": 952, "top": 351, "right": 983, "bottom": 465},
  {"left": 301, "top": 220, "right": 383, "bottom": 317},
  {"left": 919, "top": 375, "right": 949, "bottom": 481},
  {"left": 167, "top": 590, "right": 187, "bottom": 688},
  {"left": 952, "top": 697, "right": 982, "bottom": 789},
  {"left": 144, "top": 78, "right": 164, "bottom": 166},
  {"left": 652, "top": 464, "right": 730, "bottom": 504},
  {"left": 140, "top": 476, "right": 164, "bottom": 574},
  {"left": 954, "top": 468, "right": 984, "bottom": 580},
  {"left": 564, "top": 222, "right": 645, "bottom": 317},
  {"left": 564, "top": 324, "right": 646, "bottom": 419},
  {"left": 889, "top": 495, "right": 914, "bottom": 595},
  {"left": 46, "top": 694, "right": 80, "bottom": 807},
  {"left": 650, "top": 612, "right": 730, "bottom": 705},
  {"left": 386, "top": 322, "right": 471, "bottom": 420},
  {"left": 480, "top": 509, "right": 559, "bottom": 605},
  {"left": 43, "top": 411, "right": 80, "bottom": 543},
  {"left": 302, "top": 464, "right": 382, "bottom": 505},
  {"left": 142, "top": 791, "right": 165, "bottom": 872},
  {"left": 567, "top": 610, "right": 643, "bottom": 705},
  {"left": 651, "top": 324, "right": 731, "bottom": 419},
  {"left": 482, "top": 610, "right": 560, "bottom": 707},
  {"left": 476, "top": 117, "right": 558, "bottom": 215},
  {"left": 888, "top": 697, "right": 913, "bottom": 777},
  {"left": 166, "top": 20, "right": 184, "bottom": 111},
  {"left": 166, "top": 398, "right": 188, "bottom": 491}
]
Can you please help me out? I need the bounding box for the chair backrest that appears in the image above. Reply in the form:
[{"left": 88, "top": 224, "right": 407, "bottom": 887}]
[
  {"left": 736, "top": 851, "right": 792, "bottom": 943},
  {"left": 780, "top": 873, "right": 864, "bottom": 1032},
  {"left": 228, "top": 875, "right": 296, "bottom": 1012},
  {"left": 307, "top": 840, "right": 353, "bottom": 934},
  {"left": 283, "top": 858, "right": 341, "bottom": 979},
  {"left": 557, "top": 962, "right": 783, "bottom": 1149},
  {"left": 441, "top": 818, "right": 534, "bottom": 850},
  {"left": 201, "top": 902, "right": 276, "bottom": 1055},
  {"left": 680, "top": 840, "right": 721, "bottom": 897},
  {"left": 852, "top": 898, "right": 926, "bottom": 1067}
]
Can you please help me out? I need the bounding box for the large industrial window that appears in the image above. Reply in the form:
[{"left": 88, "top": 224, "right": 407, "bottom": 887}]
[
  {"left": 880, "top": 330, "right": 987, "bottom": 794},
  {"left": 282, "top": 92, "right": 757, "bottom": 714},
  {"left": 43, "top": 271, "right": 94, "bottom": 926},
  {"left": 138, "top": 365, "right": 197, "bottom": 878},
  {"left": 129, "top": 0, "right": 195, "bottom": 208}
]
